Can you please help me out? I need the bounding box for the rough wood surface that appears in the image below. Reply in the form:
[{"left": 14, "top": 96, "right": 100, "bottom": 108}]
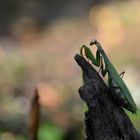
[{"left": 74, "top": 54, "right": 140, "bottom": 140}]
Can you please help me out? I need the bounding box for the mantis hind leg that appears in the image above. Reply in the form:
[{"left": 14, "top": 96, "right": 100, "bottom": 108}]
[{"left": 119, "top": 71, "right": 125, "bottom": 78}]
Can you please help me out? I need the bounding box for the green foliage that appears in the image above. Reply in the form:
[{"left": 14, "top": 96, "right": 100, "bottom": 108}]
[
  {"left": 39, "top": 122, "right": 63, "bottom": 140},
  {"left": 126, "top": 108, "right": 140, "bottom": 130},
  {"left": 16, "top": 135, "right": 27, "bottom": 140}
]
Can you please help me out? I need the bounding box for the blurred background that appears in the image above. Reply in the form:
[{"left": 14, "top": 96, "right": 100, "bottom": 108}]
[{"left": 0, "top": 0, "right": 140, "bottom": 139}]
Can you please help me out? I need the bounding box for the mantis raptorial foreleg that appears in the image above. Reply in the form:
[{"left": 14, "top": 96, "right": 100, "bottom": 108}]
[
  {"left": 100, "top": 56, "right": 107, "bottom": 77},
  {"left": 80, "top": 45, "right": 101, "bottom": 67},
  {"left": 81, "top": 45, "right": 107, "bottom": 77}
]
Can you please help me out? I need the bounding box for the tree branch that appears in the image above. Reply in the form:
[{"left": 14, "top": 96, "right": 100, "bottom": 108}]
[{"left": 74, "top": 54, "right": 140, "bottom": 140}]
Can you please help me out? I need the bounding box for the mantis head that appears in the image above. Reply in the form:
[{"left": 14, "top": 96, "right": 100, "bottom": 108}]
[
  {"left": 90, "top": 39, "right": 102, "bottom": 53},
  {"left": 90, "top": 39, "right": 97, "bottom": 46}
]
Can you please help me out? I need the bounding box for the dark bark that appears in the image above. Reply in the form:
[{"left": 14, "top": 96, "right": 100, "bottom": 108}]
[{"left": 74, "top": 54, "right": 140, "bottom": 140}]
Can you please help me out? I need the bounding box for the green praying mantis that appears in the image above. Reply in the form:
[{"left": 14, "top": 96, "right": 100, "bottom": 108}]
[{"left": 80, "top": 39, "right": 137, "bottom": 114}]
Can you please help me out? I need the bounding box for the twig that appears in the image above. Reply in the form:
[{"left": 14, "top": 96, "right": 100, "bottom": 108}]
[{"left": 29, "top": 88, "right": 40, "bottom": 140}]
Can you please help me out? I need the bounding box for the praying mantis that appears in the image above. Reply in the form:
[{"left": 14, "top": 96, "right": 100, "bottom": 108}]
[{"left": 80, "top": 39, "right": 137, "bottom": 114}]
